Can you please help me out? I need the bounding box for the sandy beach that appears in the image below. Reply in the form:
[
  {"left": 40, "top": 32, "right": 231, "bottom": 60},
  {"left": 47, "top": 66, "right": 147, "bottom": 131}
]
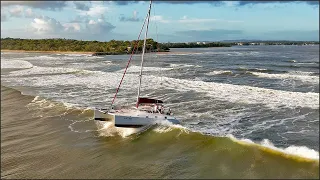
[
  {"left": 1, "top": 49, "right": 94, "bottom": 54},
  {"left": 1, "top": 49, "right": 201, "bottom": 55}
]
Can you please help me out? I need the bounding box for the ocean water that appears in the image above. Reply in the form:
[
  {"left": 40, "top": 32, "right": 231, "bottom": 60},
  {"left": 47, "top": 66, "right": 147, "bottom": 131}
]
[{"left": 1, "top": 45, "right": 319, "bottom": 178}]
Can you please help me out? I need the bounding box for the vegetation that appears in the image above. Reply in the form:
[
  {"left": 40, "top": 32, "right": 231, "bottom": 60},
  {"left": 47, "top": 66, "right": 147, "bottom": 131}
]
[
  {"left": 1, "top": 37, "right": 169, "bottom": 55},
  {"left": 161, "top": 42, "right": 232, "bottom": 48},
  {"left": 158, "top": 40, "right": 319, "bottom": 48},
  {"left": 1, "top": 38, "right": 318, "bottom": 55},
  {"left": 229, "top": 41, "right": 320, "bottom": 46}
]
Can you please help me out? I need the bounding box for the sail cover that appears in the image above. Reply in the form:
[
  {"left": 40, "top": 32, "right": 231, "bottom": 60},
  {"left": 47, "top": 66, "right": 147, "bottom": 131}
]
[{"left": 137, "top": 97, "right": 163, "bottom": 105}]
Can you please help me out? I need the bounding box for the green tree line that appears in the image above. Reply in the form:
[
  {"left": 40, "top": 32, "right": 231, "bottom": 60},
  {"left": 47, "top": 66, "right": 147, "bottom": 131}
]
[{"left": 1, "top": 38, "right": 168, "bottom": 54}]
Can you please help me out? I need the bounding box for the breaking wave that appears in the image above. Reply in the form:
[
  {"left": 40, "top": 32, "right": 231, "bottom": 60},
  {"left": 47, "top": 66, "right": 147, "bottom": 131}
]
[
  {"left": 1, "top": 59, "right": 34, "bottom": 69},
  {"left": 2, "top": 67, "right": 319, "bottom": 109},
  {"left": 251, "top": 71, "right": 319, "bottom": 84}
]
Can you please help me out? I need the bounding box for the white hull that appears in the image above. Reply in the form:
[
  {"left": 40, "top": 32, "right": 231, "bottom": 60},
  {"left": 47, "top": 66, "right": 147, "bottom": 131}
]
[{"left": 94, "top": 108, "right": 180, "bottom": 128}]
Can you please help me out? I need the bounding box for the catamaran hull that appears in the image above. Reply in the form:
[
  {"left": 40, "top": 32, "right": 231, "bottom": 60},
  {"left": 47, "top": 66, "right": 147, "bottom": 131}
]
[
  {"left": 94, "top": 109, "right": 114, "bottom": 122},
  {"left": 94, "top": 109, "right": 180, "bottom": 128}
]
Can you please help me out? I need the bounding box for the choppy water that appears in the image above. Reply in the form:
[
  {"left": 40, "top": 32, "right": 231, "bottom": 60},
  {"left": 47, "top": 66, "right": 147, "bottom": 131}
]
[{"left": 1, "top": 45, "right": 319, "bottom": 178}]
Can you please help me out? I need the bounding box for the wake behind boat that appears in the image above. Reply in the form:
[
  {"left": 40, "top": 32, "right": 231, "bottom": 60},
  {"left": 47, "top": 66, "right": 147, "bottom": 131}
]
[{"left": 94, "top": 0, "right": 180, "bottom": 128}]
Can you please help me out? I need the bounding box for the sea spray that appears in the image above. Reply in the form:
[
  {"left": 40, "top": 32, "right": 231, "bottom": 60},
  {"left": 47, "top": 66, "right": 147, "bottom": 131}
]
[{"left": 227, "top": 134, "right": 319, "bottom": 161}]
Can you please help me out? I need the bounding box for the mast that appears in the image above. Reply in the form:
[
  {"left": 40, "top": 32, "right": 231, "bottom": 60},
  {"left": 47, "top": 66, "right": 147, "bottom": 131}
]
[{"left": 136, "top": 0, "right": 152, "bottom": 107}]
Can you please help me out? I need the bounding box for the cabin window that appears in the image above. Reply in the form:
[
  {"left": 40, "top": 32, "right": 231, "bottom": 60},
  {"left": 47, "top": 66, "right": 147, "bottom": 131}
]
[
  {"left": 155, "top": 116, "right": 157, "bottom": 118},
  {"left": 165, "top": 117, "right": 167, "bottom": 119},
  {"left": 146, "top": 116, "right": 148, "bottom": 118}
]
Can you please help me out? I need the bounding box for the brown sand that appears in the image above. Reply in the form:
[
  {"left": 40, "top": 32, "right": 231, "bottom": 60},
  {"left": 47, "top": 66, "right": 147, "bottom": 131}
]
[
  {"left": 1, "top": 49, "right": 94, "bottom": 54},
  {"left": 1, "top": 49, "right": 200, "bottom": 55}
]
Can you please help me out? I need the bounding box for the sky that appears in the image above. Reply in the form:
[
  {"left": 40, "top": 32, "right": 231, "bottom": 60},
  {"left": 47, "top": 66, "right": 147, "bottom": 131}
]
[{"left": 1, "top": 1, "right": 319, "bottom": 42}]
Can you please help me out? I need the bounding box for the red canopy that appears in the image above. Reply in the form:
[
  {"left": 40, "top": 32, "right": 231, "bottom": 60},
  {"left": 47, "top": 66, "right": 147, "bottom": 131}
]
[{"left": 136, "top": 97, "right": 163, "bottom": 107}]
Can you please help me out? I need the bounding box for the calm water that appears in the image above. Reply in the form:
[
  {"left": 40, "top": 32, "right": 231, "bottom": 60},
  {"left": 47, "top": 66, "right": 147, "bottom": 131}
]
[{"left": 1, "top": 45, "right": 319, "bottom": 178}]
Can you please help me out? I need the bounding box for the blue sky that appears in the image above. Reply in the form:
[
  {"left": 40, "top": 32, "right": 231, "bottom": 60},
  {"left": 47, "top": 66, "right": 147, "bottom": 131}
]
[{"left": 1, "top": 1, "right": 319, "bottom": 42}]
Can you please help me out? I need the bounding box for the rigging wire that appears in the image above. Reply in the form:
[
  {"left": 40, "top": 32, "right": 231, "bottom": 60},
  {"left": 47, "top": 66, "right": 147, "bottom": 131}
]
[
  {"left": 110, "top": 9, "right": 150, "bottom": 108},
  {"left": 153, "top": 2, "right": 163, "bottom": 86},
  {"left": 136, "top": 0, "right": 152, "bottom": 107}
]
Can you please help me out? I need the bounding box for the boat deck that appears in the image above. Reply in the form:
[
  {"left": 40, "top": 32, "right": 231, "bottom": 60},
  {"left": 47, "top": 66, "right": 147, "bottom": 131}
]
[{"left": 108, "top": 106, "right": 175, "bottom": 119}]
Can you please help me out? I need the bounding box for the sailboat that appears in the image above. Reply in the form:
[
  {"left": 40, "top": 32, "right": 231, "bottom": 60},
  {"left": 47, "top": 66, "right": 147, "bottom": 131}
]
[{"left": 94, "top": 0, "right": 180, "bottom": 128}]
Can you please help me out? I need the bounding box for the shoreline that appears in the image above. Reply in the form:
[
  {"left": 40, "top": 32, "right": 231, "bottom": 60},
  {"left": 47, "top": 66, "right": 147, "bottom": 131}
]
[
  {"left": 1, "top": 49, "right": 199, "bottom": 55},
  {"left": 1, "top": 49, "right": 94, "bottom": 54}
]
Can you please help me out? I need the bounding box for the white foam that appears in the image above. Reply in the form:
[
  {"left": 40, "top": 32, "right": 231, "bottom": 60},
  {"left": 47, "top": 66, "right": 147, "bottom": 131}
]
[
  {"left": 284, "top": 146, "right": 319, "bottom": 160},
  {"left": 296, "top": 62, "right": 318, "bottom": 65},
  {"left": 64, "top": 54, "right": 91, "bottom": 57},
  {"left": 65, "top": 61, "right": 112, "bottom": 70},
  {"left": 116, "top": 65, "right": 173, "bottom": 74},
  {"left": 160, "top": 76, "right": 319, "bottom": 109},
  {"left": 288, "top": 71, "right": 316, "bottom": 76},
  {"left": 227, "top": 134, "right": 319, "bottom": 160},
  {"left": 158, "top": 52, "right": 204, "bottom": 56},
  {"left": 255, "top": 68, "right": 268, "bottom": 71},
  {"left": 27, "top": 95, "right": 80, "bottom": 110},
  {"left": 1, "top": 59, "right": 33, "bottom": 69},
  {"left": 95, "top": 121, "right": 152, "bottom": 138},
  {"left": 252, "top": 71, "right": 319, "bottom": 84},
  {"left": 18, "top": 54, "right": 104, "bottom": 62},
  {"left": 26, "top": 98, "right": 55, "bottom": 109},
  {"left": 7, "top": 66, "right": 80, "bottom": 76},
  {"left": 3, "top": 68, "right": 319, "bottom": 109},
  {"left": 20, "top": 55, "right": 58, "bottom": 61},
  {"left": 152, "top": 124, "right": 188, "bottom": 134},
  {"left": 169, "top": 63, "right": 200, "bottom": 68},
  {"left": 206, "top": 70, "right": 233, "bottom": 76},
  {"left": 239, "top": 113, "right": 312, "bottom": 137},
  {"left": 31, "top": 96, "right": 41, "bottom": 102}
]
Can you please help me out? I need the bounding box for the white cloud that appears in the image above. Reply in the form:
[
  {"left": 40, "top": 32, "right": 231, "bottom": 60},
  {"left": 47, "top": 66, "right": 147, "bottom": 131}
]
[
  {"left": 78, "top": 5, "right": 109, "bottom": 17},
  {"left": 30, "top": 16, "right": 86, "bottom": 34},
  {"left": 24, "top": 8, "right": 38, "bottom": 18},
  {"left": 150, "top": 15, "right": 170, "bottom": 23},
  {"left": 148, "top": 15, "right": 243, "bottom": 25},
  {"left": 119, "top": 10, "right": 142, "bottom": 22},
  {"left": 69, "top": 15, "right": 89, "bottom": 23},
  {"left": 225, "top": 1, "right": 238, "bottom": 7},
  {"left": 63, "top": 23, "right": 81, "bottom": 32},
  {"left": 25, "top": 8, "right": 33, "bottom": 17},
  {"left": 27, "top": 14, "right": 115, "bottom": 37},
  {"left": 1, "top": 7, "right": 39, "bottom": 21},
  {"left": 178, "top": 16, "right": 218, "bottom": 23},
  {"left": 225, "top": 20, "right": 244, "bottom": 23},
  {"left": 9, "top": 5, "right": 24, "bottom": 17},
  {"left": 1, "top": 1, "right": 67, "bottom": 11},
  {"left": 73, "top": 2, "right": 90, "bottom": 11},
  {"left": 86, "top": 18, "right": 115, "bottom": 34},
  {"left": 133, "top": 10, "right": 137, "bottom": 19},
  {"left": 1, "top": 13, "right": 120, "bottom": 41},
  {"left": 178, "top": 16, "right": 243, "bottom": 24},
  {"left": 31, "top": 16, "right": 64, "bottom": 34}
]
